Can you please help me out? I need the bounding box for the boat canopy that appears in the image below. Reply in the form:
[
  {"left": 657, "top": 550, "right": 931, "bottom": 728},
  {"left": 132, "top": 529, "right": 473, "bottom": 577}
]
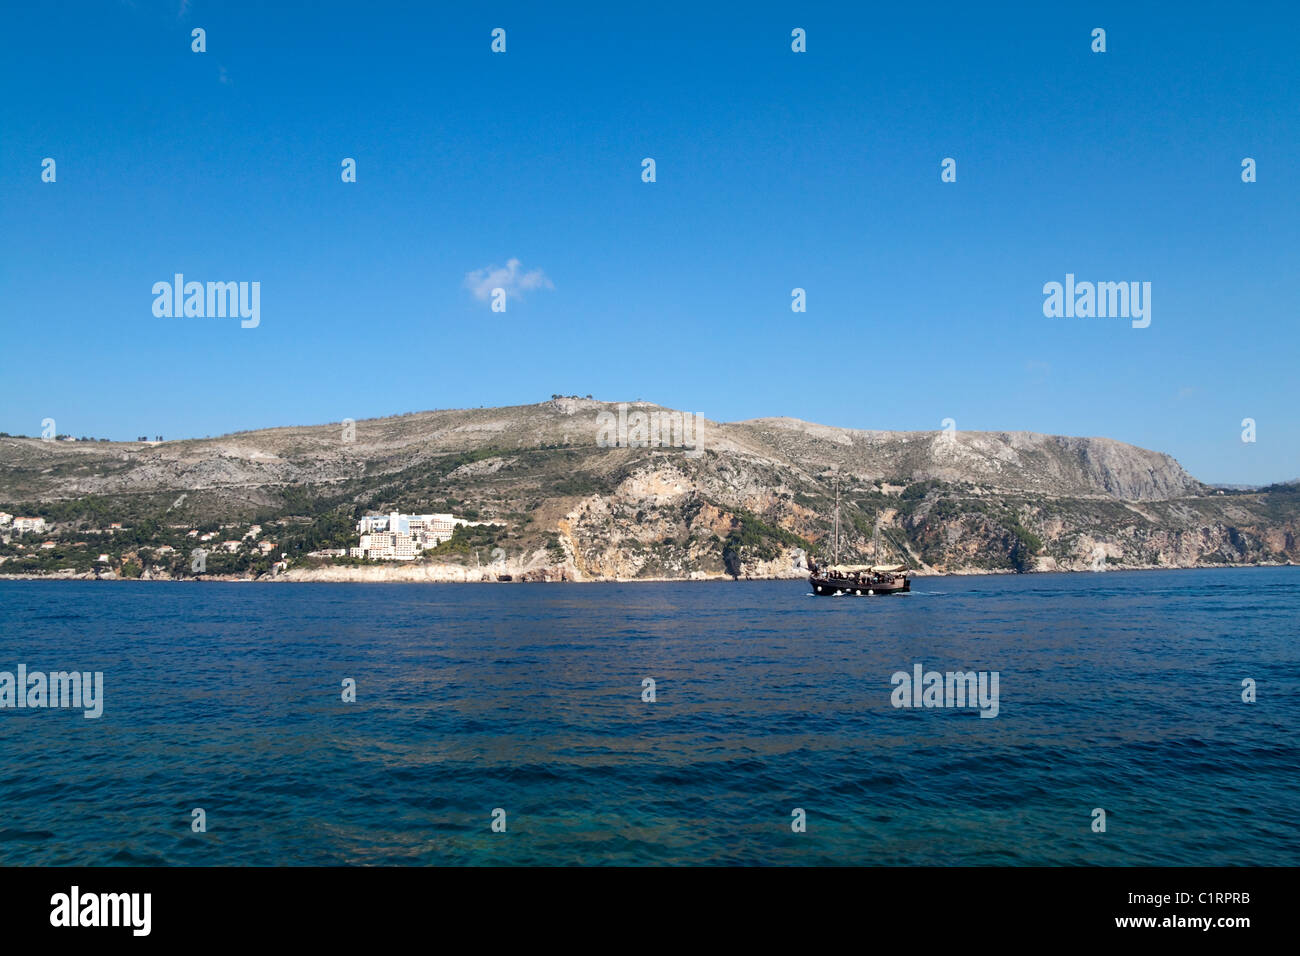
[{"left": 823, "top": 564, "right": 908, "bottom": 574}]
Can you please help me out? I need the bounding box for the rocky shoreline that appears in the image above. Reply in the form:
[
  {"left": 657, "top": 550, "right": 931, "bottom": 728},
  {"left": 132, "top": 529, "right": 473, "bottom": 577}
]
[{"left": 1, "top": 559, "right": 1290, "bottom": 584}]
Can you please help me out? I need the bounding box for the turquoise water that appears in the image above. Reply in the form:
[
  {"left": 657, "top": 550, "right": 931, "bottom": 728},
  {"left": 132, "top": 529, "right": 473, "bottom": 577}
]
[{"left": 0, "top": 567, "right": 1296, "bottom": 865}]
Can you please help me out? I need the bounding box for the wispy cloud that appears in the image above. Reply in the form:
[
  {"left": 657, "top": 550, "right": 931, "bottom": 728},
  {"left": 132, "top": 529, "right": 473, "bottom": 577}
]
[{"left": 464, "top": 258, "right": 554, "bottom": 304}]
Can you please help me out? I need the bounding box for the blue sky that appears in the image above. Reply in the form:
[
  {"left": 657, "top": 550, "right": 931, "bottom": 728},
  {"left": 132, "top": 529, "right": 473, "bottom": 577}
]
[{"left": 1, "top": 1, "right": 1296, "bottom": 484}]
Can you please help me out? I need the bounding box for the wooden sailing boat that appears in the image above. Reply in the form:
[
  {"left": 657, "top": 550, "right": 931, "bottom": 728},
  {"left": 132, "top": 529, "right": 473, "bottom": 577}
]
[{"left": 808, "top": 475, "right": 911, "bottom": 596}]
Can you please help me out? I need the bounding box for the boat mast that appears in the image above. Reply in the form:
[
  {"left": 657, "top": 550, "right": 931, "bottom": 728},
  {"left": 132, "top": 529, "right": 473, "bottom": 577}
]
[{"left": 832, "top": 474, "right": 840, "bottom": 565}]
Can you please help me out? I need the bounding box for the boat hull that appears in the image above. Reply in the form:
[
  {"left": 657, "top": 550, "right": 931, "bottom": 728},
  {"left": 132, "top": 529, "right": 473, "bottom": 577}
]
[{"left": 809, "top": 574, "right": 910, "bottom": 596}]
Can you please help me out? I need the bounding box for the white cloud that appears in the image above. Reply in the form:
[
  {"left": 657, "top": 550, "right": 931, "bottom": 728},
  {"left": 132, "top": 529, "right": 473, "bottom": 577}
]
[{"left": 463, "top": 258, "right": 554, "bottom": 304}]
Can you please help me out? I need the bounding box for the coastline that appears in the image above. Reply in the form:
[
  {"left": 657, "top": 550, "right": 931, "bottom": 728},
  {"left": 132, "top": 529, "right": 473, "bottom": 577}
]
[{"left": 0, "top": 560, "right": 1290, "bottom": 584}]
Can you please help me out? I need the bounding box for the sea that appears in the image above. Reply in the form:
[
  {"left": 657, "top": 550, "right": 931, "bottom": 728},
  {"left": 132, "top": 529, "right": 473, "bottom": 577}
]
[{"left": 0, "top": 567, "right": 1296, "bottom": 866}]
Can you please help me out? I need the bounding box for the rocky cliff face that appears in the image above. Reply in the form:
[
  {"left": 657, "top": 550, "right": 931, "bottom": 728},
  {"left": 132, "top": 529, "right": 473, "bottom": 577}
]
[
  {"left": 0, "top": 399, "right": 1294, "bottom": 580},
  {"left": 733, "top": 419, "right": 1205, "bottom": 501}
]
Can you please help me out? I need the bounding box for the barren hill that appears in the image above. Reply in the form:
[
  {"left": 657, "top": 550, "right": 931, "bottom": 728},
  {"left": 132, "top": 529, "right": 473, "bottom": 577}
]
[{"left": 1, "top": 398, "right": 1294, "bottom": 581}]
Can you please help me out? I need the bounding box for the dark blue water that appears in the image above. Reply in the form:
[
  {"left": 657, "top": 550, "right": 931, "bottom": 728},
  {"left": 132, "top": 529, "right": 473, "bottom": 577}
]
[{"left": 0, "top": 568, "right": 1296, "bottom": 865}]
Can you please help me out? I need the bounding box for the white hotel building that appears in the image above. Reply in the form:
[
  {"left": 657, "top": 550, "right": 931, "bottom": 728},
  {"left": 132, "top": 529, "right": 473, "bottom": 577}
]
[{"left": 349, "top": 512, "right": 483, "bottom": 560}]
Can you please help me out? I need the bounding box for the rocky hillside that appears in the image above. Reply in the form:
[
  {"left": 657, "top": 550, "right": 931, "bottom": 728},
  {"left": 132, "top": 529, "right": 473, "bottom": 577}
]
[{"left": 0, "top": 398, "right": 1295, "bottom": 581}]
